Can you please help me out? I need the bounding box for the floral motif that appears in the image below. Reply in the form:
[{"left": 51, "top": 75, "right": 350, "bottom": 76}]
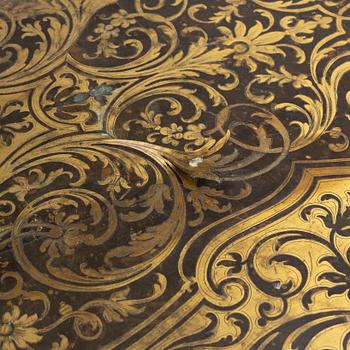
[
  {"left": 40, "top": 211, "right": 89, "bottom": 257},
  {"left": 44, "top": 76, "right": 114, "bottom": 129},
  {"left": 183, "top": 123, "right": 209, "bottom": 151},
  {"left": 85, "top": 10, "right": 136, "bottom": 59},
  {"left": 8, "top": 168, "right": 69, "bottom": 202},
  {"left": 104, "top": 10, "right": 137, "bottom": 29},
  {"left": 280, "top": 14, "right": 333, "bottom": 44},
  {"left": 210, "top": 0, "right": 247, "bottom": 22},
  {"left": 157, "top": 123, "right": 183, "bottom": 146},
  {"left": 218, "top": 21, "right": 285, "bottom": 71},
  {"left": 86, "top": 23, "right": 121, "bottom": 58},
  {"left": 254, "top": 66, "right": 312, "bottom": 89},
  {"left": 0, "top": 305, "right": 42, "bottom": 350},
  {"left": 99, "top": 167, "right": 131, "bottom": 201},
  {"left": 125, "top": 110, "right": 211, "bottom": 150},
  {"left": 94, "top": 23, "right": 120, "bottom": 39}
]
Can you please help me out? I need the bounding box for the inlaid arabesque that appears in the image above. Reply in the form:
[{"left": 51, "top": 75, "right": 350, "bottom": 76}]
[{"left": 1, "top": 0, "right": 350, "bottom": 349}]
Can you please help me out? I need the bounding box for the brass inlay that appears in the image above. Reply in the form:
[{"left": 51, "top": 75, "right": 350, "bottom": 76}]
[{"left": 1, "top": 0, "right": 350, "bottom": 349}]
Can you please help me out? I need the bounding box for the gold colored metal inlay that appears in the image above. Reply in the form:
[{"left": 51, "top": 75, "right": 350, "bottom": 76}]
[{"left": 1, "top": 0, "right": 350, "bottom": 348}]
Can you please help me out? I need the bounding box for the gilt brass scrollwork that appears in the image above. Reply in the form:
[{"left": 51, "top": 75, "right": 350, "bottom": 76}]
[{"left": 2, "top": 0, "right": 350, "bottom": 349}]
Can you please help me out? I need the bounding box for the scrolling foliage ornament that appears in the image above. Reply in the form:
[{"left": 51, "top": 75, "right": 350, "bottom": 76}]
[{"left": 2, "top": 0, "right": 350, "bottom": 348}]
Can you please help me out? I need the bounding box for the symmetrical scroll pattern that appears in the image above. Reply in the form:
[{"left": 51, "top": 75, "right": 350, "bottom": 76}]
[{"left": 1, "top": 0, "right": 350, "bottom": 349}]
